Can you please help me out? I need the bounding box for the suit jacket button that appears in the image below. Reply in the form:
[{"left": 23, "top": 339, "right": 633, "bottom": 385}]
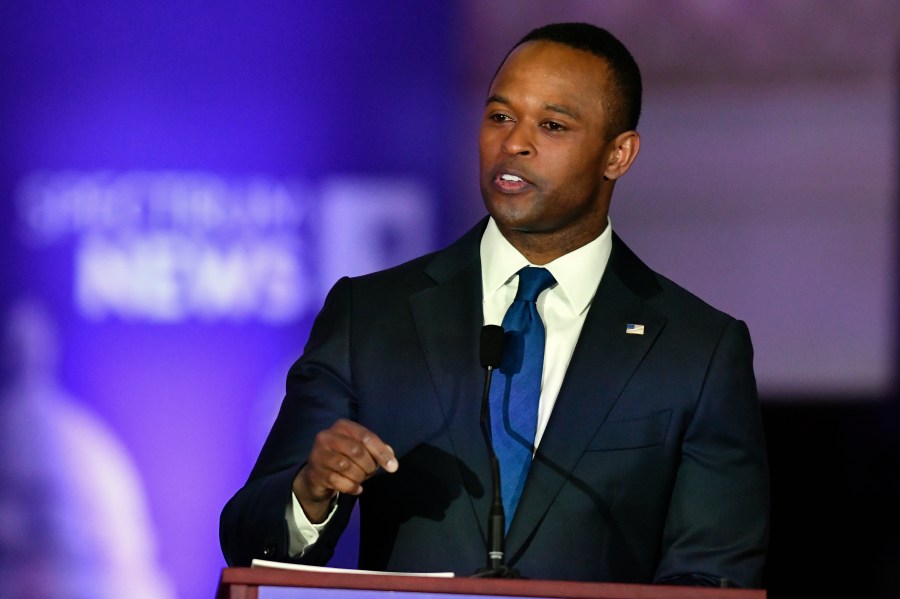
[{"left": 262, "top": 544, "right": 276, "bottom": 557}]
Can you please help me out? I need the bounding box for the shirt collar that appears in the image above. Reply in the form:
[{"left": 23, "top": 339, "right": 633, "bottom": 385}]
[{"left": 480, "top": 216, "right": 613, "bottom": 315}]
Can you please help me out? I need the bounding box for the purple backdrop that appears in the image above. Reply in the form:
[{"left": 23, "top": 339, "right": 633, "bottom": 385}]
[
  {"left": 1, "top": 2, "right": 897, "bottom": 598},
  {"left": 1, "top": 3, "right": 459, "bottom": 598}
]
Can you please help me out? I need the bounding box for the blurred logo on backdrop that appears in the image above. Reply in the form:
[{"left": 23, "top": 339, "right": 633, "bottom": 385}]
[{"left": 15, "top": 171, "right": 434, "bottom": 323}]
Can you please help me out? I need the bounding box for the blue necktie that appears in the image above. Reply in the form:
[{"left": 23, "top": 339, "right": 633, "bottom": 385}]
[{"left": 489, "top": 266, "right": 556, "bottom": 531}]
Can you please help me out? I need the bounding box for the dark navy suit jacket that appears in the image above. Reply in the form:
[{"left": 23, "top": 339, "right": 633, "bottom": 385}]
[{"left": 220, "top": 218, "right": 769, "bottom": 587}]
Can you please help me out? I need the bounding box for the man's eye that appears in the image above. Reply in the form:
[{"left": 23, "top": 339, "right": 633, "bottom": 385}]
[
  {"left": 543, "top": 121, "right": 565, "bottom": 131},
  {"left": 490, "top": 113, "right": 512, "bottom": 123}
]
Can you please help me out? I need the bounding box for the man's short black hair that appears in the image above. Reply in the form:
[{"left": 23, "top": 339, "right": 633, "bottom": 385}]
[{"left": 509, "top": 22, "right": 642, "bottom": 138}]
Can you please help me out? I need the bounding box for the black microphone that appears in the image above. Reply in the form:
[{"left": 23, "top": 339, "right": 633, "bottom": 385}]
[
  {"left": 480, "top": 324, "right": 505, "bottom": 370},
  {"left": 473, "top": 325, "right": 519, "bottom": 578}
]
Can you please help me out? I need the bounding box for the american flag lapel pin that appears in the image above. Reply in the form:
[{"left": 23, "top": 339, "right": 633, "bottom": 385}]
[{"left": 625, "top": 323, "right": 645, "bottom": 335}]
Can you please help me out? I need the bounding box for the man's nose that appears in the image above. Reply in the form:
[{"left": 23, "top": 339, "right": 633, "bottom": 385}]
[{"left": 501, "top": 124, "right": 533, "bottom": 156}]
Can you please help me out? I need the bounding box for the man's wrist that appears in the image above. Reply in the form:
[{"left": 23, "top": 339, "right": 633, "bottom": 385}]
[{"left": 292, "top": 468, "right": 337, "bottom": 524}]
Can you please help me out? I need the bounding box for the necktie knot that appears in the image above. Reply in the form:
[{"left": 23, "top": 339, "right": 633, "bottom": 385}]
[{"left": 514, "top": 267, "right": 556, "bottom": 303}]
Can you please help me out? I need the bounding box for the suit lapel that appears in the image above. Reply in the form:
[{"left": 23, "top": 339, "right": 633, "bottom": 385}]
[
  {"left": 408, "top": 220, "right": 493, "bottom": 540},
  {"left": 505, "top": 235, "right": 667, "bottom": 558}
]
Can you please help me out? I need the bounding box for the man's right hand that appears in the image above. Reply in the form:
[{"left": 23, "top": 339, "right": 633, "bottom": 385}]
[{"left": 292, "top": 419, "right": 398, "bottom": 523}]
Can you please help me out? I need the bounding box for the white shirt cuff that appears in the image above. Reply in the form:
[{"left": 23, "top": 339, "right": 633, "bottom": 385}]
[{"left": 285, "top": 492, "right": 339, "bottom": 557}]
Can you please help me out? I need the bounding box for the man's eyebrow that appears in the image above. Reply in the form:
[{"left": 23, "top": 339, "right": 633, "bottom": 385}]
[
  {"left": 544, "top": 103, "right": 581, "bottom": 120},
  {"left": 485, "top": 94, "right": 509, "bottom": 106}
]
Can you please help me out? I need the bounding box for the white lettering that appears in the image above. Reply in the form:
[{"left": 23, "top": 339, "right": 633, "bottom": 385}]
[{"left": 76, "top": 234, "right": 308, "bottom": 323}]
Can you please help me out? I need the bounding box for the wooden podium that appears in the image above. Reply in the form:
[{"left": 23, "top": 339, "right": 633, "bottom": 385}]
[{"left": 216, "top": 567, "right": 766, "bottom": 599}]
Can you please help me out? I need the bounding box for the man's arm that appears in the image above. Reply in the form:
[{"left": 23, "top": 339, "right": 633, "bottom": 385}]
[
  {"left": 653, "top": 319, "right": 770, "bottom": 588},
  {"left": 220, "top": 278, "right": 395, "bottom": 567}
]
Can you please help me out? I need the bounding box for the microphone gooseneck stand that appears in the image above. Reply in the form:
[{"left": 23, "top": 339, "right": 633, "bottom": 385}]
[{"left": 472, "top": 325, "right": 521, "bottom": 579}]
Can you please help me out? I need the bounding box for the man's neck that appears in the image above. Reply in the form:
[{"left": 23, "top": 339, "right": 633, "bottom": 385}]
[{"left": 498, "top": 219, "right": 609, "bottom": 265}]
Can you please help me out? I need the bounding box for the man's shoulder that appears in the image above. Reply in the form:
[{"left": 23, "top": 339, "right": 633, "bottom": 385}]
[
  {"left": 651, "top": 271, "right": 736, "bottom": 327},
  {"left": 350, "top": 250, "right": 438, "bottom": 289},
  {"left": 349, "top": 217, "right": 487, "bottom": 289},
  {"left": 643, "top": 270, "right": 752, "bottom": 359},
  {"left": 611, "top": 234, "right": 743, "bottom": 335}
]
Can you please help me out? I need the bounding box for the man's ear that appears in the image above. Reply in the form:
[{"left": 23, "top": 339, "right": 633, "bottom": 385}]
[{"left": 603, "top": 131, "right": 640, "bottom": 181}]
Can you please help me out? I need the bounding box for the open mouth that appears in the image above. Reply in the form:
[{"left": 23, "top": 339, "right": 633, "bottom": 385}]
[{"left": 494, "top": 171, "right": 531, "bottom": 193}]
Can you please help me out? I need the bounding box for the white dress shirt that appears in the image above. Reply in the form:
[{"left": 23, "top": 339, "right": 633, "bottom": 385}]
[
  {"left": 479, "top": 217, "right": 612, "bottom": 447},
  {"left": 286, "top": 217, "right": 613, "bottom": 555}
]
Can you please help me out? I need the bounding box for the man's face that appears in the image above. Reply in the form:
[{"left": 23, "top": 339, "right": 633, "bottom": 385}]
[{"left": 479, "top": 41, "right": 622, "bottom": 248}]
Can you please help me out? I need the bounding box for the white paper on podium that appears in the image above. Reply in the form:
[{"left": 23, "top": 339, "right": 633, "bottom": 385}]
[{"left": 251, "top": 559, "right": 455, "bottom": 578}]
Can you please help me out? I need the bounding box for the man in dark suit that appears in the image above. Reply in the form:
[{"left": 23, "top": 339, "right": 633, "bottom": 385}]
[{"left": 220, "top": 23, "right": 769, "bottom": 587}]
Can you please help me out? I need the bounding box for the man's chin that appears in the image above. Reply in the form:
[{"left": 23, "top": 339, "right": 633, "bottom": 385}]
[
  {"left": 483, "top": 196, "right": 540, "bottom": 227},
  {"left": 488, "top": 213, "right": 544, "bottom": 235}
]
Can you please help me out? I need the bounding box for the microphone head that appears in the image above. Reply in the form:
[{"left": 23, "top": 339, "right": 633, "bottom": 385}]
[{"left": 480, "top": 325, "right": 505, "bottom": 369}]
